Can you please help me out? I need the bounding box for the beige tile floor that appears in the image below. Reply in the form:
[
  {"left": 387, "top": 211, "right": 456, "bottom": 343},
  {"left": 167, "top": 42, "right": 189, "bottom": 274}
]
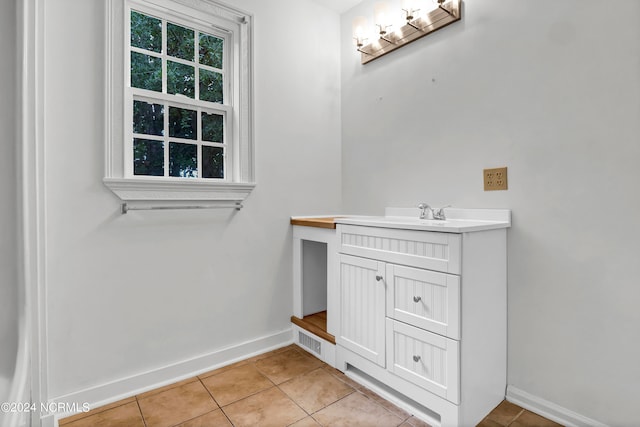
[{"left": 59, "top": 345, "right": 562, "bottom": 427}]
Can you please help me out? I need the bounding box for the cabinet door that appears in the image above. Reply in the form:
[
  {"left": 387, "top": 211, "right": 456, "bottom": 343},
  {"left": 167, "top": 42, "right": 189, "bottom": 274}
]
[
  {"left": 338, "top": 254, "right": 386, "bottom": 367},
  {"left": 386, "top": 264, "right": 460, "bottom": 340}
]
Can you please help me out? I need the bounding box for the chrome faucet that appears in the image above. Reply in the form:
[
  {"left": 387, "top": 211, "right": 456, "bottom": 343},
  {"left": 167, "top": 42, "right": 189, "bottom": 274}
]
[
  {"left": 418, "top": 203, "right": 450, "bottom": 220},
  {"left": 417, "top": 203, "right": 432, "bottom": 219},
  {"left": 432, "top": 205, "right": 451, "bottom": 220}
]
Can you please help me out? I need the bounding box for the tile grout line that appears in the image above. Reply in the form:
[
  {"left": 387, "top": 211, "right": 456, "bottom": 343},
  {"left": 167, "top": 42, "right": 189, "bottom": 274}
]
[
  {"left": 320, "top": 365, "right": 365, "bottom": 391},
  {"left": 251, "top": 348, "right": 342, "bottom": 426},
  {"left": 211, "top": 367, "right": 279, "bottom": 408},
  {"left": 306, "top": 389, "right": 357, "bottom": 417},
  {"left": 355, "top": 387, "right": 413, "bottom": 424},
  {"left": 303, "top": 362, "right": 413, "bottom": 425},
  {"left": 287, "top": 364, "right": 358, "bottom": 424},
  {"left": 281, "top": 375, "right": 345, "bottom": 426},
  {"left": 196, "top": 375, "right": 237, "bottom": 426},
  {"left": 260, "top": 352, "right": 323, "bottom": 425},
  {"left": 506, "top": 408, "right": 526, "bottom": 426},
  {"left": 275, "top": 380, "right": 315, "bottom": 426},
  {"left": 58, "top": 397, "right": 137, "bottom": 425},
  {"left": 136, "top": 377, "right": 200, "bottom": 402},
  {"left": 165, "top": 409, "right": 224, "bottom": 427},
  {"left": 134, "top": 397, "right": 148, "bottom": 427}
]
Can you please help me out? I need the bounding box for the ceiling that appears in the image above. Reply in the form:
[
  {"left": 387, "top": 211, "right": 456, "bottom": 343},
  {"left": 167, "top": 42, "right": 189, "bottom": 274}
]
[{"left": 312, "top": 0, "right": 364, "bottom": 14}]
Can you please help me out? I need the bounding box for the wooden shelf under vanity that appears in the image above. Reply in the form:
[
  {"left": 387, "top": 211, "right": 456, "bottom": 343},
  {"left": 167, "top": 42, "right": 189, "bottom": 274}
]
[{"left": 291, "top": 311, "right": 335, "bottom": 345}]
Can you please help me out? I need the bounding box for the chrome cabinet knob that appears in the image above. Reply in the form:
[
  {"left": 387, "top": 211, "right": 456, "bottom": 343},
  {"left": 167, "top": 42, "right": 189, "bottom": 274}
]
[
  {"left": 375, "top": 274, "right": 383, "bottom": 281},
  {"left": 413, "top": 296, "right": 422, "bottom": 303},
  {"left": 413, "top": 355, "right": 421, "bottom": 362}
]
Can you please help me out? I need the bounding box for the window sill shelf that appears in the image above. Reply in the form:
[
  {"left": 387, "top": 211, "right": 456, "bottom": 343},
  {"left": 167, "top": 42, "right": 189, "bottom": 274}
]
[{"left": 104, "top": 177, "right": 255, "bottom": 206}]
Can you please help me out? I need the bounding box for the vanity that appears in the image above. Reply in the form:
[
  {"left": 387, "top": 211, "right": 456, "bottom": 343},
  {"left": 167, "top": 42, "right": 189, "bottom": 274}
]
[{"left": 291, "top": 207, "right": 511, "bottom": 427}]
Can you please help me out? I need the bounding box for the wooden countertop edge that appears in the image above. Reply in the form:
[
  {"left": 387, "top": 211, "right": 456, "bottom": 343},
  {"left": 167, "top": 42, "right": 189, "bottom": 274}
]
[{"left": 290, "top": 217, "right": 342, "bottom": 229}]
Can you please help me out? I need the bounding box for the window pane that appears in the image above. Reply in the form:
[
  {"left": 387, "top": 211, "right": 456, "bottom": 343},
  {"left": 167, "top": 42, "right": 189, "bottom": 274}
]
[
  {"left": 199, "top": 33, "right": 223, "bottom": 69},
  {"left": 202, "top": 112, "right": 223, "bottom": 143},
  {"left": 202, "top": 146, "right": 224, "bottom": 179},
  {"left": 167, "top": 61, "right": 195, "bottom": 98},
  {"left": 131, "top": 11, "right": 162, "bottom": 53},
  {"left": 167, "top": 23, "right": 194, "bottom": 61},
  {"left": 199, "top": 69, "right": 223, "bottom": 103},
  {"left": 131, "top": 52, "right": 162, "bottom": 92},
  {"left": 169, "top": 143, "right": 198, "bottom": 178},
  {"left": 133, "top": 139, "right": 164, "bottom": 176},
  {"left": 169, "top": 107, "right": 197, "bottom": 140},
  {"left": 133, "top": 101, "right": 164, "bottom": 136}
]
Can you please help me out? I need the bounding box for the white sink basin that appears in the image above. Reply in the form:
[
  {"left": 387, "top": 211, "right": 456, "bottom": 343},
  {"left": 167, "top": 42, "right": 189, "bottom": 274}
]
[
  {"left": 335, "top": 209, "right": 511, "bottom": 233},
  {"left": 368, "top": 216, "right": 449, "bottom": 226}
]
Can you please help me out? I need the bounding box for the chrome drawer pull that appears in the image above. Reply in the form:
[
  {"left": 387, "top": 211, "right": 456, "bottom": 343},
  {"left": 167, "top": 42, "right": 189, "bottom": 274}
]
[
  {"left": 413, "top": 296, "right": 421, "bottom": 303},
  {"left": 375, "top": 274, "right": 383, "bottom": 281},
  {"left": 413, "top": 355, "right": 421, "bottom": 362}
]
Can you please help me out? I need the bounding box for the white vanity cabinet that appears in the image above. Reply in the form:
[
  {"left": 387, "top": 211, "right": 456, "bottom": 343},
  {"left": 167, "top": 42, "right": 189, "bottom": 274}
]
[{"left": 335, "top": 210, "right": 510, "bottom": 427}]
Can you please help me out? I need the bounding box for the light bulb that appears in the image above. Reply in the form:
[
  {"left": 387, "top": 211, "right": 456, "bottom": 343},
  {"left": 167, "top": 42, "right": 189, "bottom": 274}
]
[
  {"left": 352, "top": 16, "right": 369, "bottom": 47},
  {"left": 374, "top": 2, "right": 390, "bottom": 28},
  {"left": 401, "top": 0, "right": 424, "bottom": 20},
  {"left": 400, "top": 0, "right": 416, "bottom": 11}
]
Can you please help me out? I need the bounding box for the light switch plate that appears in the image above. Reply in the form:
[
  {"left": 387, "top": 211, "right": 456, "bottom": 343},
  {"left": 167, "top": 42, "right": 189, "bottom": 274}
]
[{"left": 484, "top": 167, "right": 508, "bottom": 191}]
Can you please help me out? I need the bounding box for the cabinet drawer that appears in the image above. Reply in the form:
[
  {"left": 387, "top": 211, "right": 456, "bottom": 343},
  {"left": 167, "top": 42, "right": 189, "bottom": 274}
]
[
  {"left": 338, "top": 225, "right": 461, "bottom": 274},
  {"left": 386, "top": 319, "right": 459, "bottom": 404},
  {"left": 386, "top": 264, "right": 460, "bottom": 340}
]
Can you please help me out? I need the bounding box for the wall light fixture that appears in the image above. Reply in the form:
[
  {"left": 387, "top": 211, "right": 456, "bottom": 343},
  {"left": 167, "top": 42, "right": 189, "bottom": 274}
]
[{"left": 353, "top": 0, "right": 461, "bottom": 64}]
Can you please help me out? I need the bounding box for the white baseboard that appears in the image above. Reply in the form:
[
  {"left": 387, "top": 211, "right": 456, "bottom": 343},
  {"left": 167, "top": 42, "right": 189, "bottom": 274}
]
[
  {"left": 506, "top": 385, "right": 608, "bottom": 427},
  {"left": 43, "top": 328, "right": 292, "bottom": 426}
]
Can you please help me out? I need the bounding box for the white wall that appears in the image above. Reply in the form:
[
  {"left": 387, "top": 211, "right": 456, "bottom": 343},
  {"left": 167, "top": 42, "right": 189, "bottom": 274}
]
[
  {"left": 36, "top": 0, "right": 640, "bottom": 423},
  {"left": 341, "top": 1, "right": 640, "bottom": 425},
  {"left": 0, "top": 0, "right": 18, "bottom": 401},
  {"left": 43, "top": 0, "right": 341, "bottom": 399}
]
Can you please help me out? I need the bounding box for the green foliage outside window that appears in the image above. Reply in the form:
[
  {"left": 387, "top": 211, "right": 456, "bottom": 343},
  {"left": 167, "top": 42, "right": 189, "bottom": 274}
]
[
  {"left": 199, "top": 34, "right": 223, "bottom": 69},
  {"left": 131, "top": 11, "right": 161, "bottom": 53},
  {"left": 167, "top": 23, "right": 194, "bottom": 61},
  {"left": 133, "top": 139, "right": 164, "bottom": 176}
]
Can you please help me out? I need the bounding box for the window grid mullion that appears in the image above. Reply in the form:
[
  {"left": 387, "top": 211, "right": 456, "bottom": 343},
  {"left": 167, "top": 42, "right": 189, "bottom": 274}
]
[
  {"left": 224, "top": 36, "right": 230, "bottom": 107},
  {"left": 132, "top": 133, "right": 164, "bottom": 142},
  {"left": 197, "top": 107, "right": 202, "bottom": 178},
  {"left": 164, "top": 102, "right": 169, "bottom": 178},
  {"left": 161, "top": 19, "right": 167, "bottom": 95},
  {"left": 195, "top": 31, "right": 200, "bottom": 102},
  {"left": 169, "top": 136, "right": 199, "bottom": 144},
  {"left": 132, "top": 89, "right": 231, "bottom": 113},
  {"left": 195, "top": 29, "right": 202, "bottom": 177},
  {"left": 202, "top": 142, "right": 225, "bottom": 148},
  {"left": 224, "top": 111, "right": 229, "bottom": 181},
  {"left": 165, "top": 55, "right": 197, "bottom": 68},
  {"left": 198, "top": 63, "right": 223, "bottom": 75},
  {"left": 130, "top": 46, "right": 162, "bottom": 58}
]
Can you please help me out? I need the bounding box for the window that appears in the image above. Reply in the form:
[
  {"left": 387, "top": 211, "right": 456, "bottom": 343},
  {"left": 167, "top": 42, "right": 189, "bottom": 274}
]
[
  {"left": 129, "top": 9, "right": 227, "bottom": 179},
  {"left": 105, "top": 0, "right": 254, "bottom": 206}
]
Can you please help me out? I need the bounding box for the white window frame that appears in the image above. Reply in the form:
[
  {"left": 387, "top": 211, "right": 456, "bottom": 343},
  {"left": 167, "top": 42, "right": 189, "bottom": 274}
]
[{"left": 104, "top": 0, "right": 254, "bottom": 208}]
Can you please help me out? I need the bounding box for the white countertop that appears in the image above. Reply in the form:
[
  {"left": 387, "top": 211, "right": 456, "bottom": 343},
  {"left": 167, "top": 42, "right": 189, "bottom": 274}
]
[{"left": 334, "top": 208, "right": 511, "bottom": 233}]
